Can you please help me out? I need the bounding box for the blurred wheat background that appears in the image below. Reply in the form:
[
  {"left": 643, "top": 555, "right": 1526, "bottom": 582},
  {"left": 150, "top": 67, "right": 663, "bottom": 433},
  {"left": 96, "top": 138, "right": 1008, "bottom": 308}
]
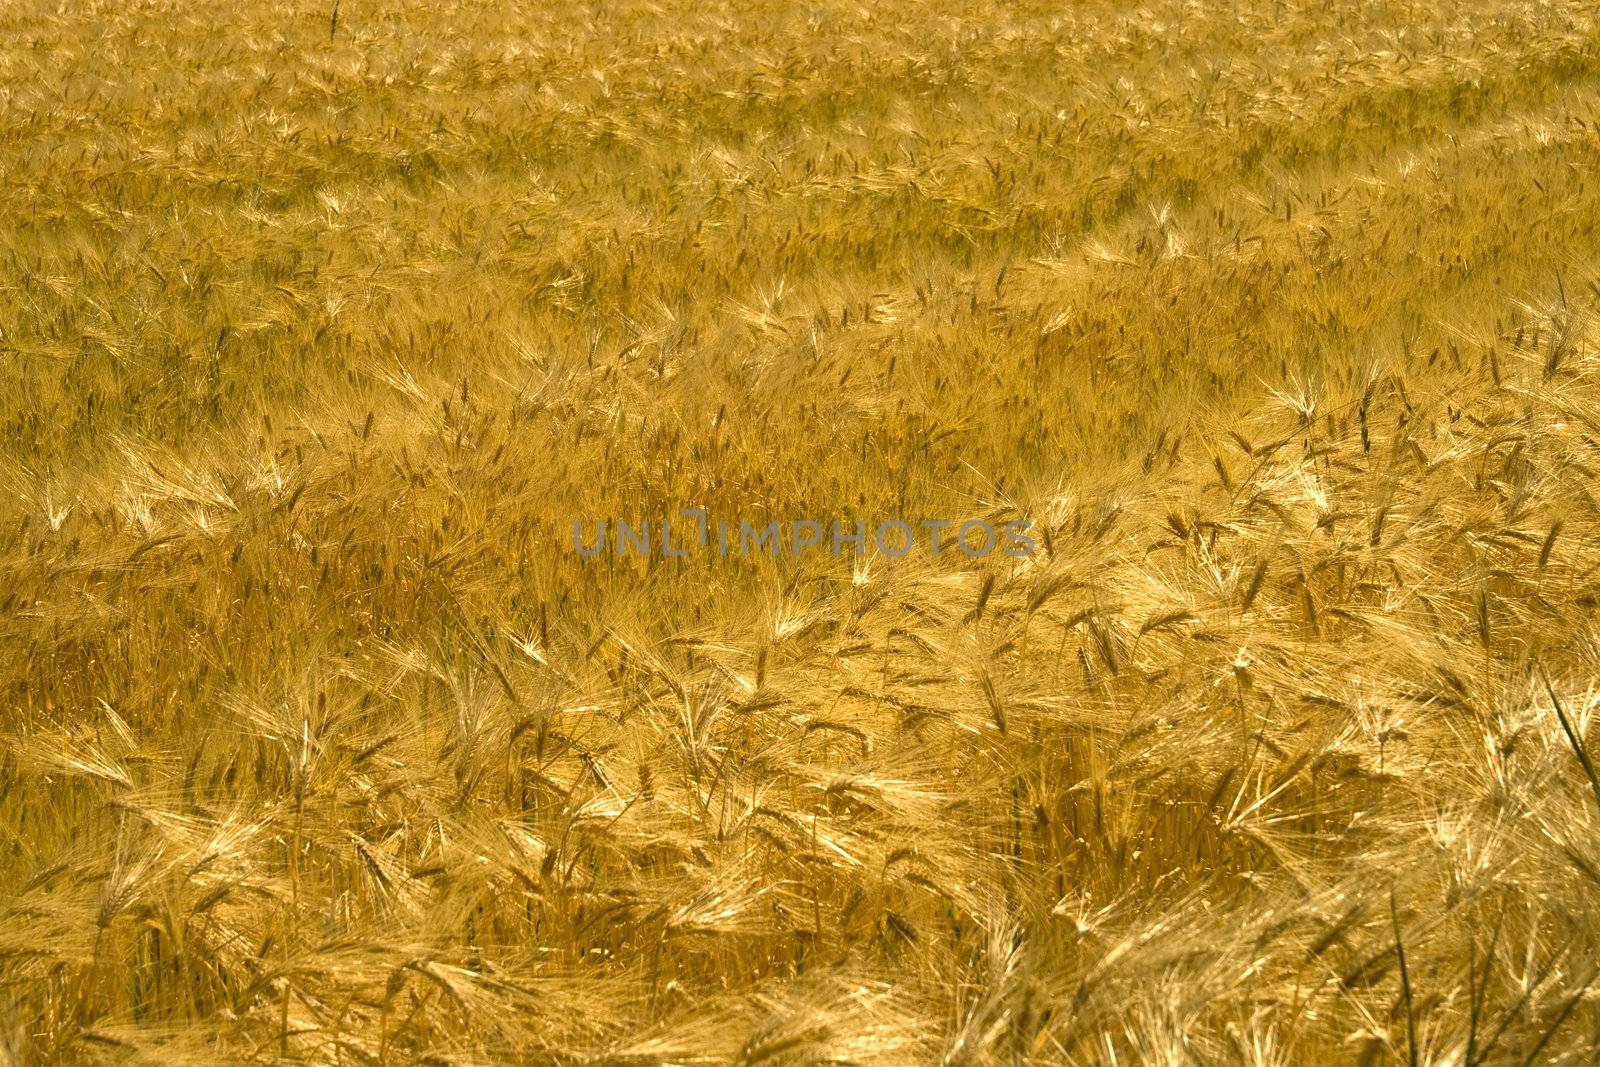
[{"left": 6, "top": 0, "right": 1600, "bottom": 1062}]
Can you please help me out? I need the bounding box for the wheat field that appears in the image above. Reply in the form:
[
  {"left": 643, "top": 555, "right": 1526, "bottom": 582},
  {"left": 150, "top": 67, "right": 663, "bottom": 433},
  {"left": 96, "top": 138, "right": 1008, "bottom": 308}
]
[{"left": 6, "top": 0, "right": 1600, "bottom": 1062}]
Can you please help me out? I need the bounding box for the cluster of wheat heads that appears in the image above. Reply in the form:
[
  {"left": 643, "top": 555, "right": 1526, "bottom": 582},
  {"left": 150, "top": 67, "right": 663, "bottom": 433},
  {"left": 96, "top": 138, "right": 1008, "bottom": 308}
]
[{"left": 7, "top": 0, "right": 1600, "bottom": 1062}]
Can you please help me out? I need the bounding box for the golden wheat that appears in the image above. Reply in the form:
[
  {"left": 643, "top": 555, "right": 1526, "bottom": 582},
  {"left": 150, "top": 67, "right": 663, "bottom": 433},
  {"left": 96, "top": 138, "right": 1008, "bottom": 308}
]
[{"left": 5, "top": 0, "right": 1600, "bottom": 1063}]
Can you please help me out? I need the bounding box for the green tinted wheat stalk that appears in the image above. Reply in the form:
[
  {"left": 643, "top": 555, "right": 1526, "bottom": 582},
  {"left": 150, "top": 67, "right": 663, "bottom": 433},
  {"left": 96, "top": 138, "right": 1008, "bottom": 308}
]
[{"left": 1541, "top": 669, "right": 1600, "bottom": 815}]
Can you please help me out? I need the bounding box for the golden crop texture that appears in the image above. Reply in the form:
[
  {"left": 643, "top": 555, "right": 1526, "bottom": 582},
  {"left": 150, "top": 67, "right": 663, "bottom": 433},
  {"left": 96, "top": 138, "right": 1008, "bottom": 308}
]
[{"left": 5, "top": 0, "right": 1600, "bottom": 1063}]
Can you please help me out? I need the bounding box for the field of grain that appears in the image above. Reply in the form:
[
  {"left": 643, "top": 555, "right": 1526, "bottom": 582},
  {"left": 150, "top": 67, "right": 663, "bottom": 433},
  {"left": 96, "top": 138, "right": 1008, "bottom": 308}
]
[{"left": 6, "top": 0, "right": 1600, "bottom": 1062}]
